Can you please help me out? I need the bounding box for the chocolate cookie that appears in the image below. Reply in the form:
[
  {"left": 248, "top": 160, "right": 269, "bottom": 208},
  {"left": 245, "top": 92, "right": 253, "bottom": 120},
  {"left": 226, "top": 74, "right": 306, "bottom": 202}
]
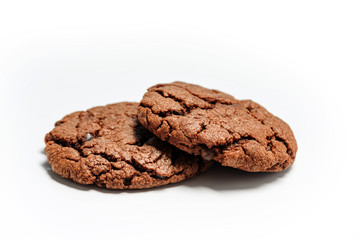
[
  {"left": 138, "top": 82, "right": 297, "bottom": 172},
  {"left": 45, "top": 102, "right": 211, "bottom": 189}
]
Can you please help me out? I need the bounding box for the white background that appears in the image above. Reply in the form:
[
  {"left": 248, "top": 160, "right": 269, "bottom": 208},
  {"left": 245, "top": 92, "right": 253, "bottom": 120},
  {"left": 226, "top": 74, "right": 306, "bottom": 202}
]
[{"left": 1, "top": 1, "right": 359, "bottom": 239}]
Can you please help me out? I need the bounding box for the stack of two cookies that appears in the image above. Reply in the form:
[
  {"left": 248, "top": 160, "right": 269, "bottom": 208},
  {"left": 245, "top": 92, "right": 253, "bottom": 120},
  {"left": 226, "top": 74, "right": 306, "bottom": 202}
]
[{"left": 45, "top": 82, "right": 297, "bottom": 189}]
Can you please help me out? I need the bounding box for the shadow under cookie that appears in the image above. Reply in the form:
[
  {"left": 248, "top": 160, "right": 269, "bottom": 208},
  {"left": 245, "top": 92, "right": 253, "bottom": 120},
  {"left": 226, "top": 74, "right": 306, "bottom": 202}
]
[
  {"left": 182, "top": 163, "right": 291, "bottom": 191},
  {"left": 41, "top": 160, "right": 185, "bottom": 193},
  {"left": 42, "top": 157, "right": 289, "bottom": 193}
]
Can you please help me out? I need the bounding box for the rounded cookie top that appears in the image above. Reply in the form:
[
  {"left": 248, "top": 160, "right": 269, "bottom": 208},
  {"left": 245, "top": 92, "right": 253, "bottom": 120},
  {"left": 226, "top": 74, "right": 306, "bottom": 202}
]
[
  {"left": 138, "top": 82, "right": 297, "bottom": 172},
  {"left": 45, "top": 102, "right": 211, "bottom": 189}
]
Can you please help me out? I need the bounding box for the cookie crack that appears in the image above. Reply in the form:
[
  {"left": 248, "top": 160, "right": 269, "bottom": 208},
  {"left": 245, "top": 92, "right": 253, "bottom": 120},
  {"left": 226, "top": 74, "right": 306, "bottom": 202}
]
[
  {"left": 99, "top": 153, "right": 117, "bottom": 162},
  {"left": 131, "top": 157, "right": 177, "bottom": 179},
  {"left": 140, "top": 104, "right": 176, "bottom": 142},
  {"left": 119, "top": 156, "right": 182, "bottom": 186},
  {"left": 197, "top": 123, "right": 207, "bottom": 134},
  {"left": 172, "top": 83, "right": 234, "bottom": 106},
  {"left": 265, "top": 160, "right": 288, "bottom": 171},
  {"left": 153, "top": 89, "right": 216, "bottom": 115},
  {"left": 245, "top": 106, "right": 266, "bottom": 126},
  {"left": 240, "top": 145, "right": 251, "bottom": 158},
  {"left": 152, "top": 153, "right": 164, "bottom": 164},
  {"left": 50, "top": 135, "right": 86, "bottom": 158},
  {"left": 140, "top": 101, "right": 183, "bottom": 118},
  {"left": 273, "top": 131, "right": 294, "bottom": 158},
  {"left": 163, "top": 120, "right": 175, "bottom": 141},
  {"left": 152, "top": 90, "right": 191, "bottom": 115},
  {"left": 245, "top": 107, "right": 293, "bottom": 158},
  {"left": 214, "top": 135, "right": 259, "bottom": 153}
]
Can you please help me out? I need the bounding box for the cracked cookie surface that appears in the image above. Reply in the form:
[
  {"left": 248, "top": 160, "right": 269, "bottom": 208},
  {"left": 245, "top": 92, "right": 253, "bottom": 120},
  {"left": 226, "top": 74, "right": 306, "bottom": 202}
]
[
  {"left": 138, "top": 82, "right": 297, "bottom": 172},
  {"left": 45, "top": 102, "right": 211, "bottom": 189}
]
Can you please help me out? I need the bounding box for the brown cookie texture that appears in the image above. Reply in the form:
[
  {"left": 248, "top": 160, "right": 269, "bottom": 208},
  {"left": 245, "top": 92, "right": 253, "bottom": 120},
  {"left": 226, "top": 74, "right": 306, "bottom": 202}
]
[
  {"left": 138, "top": 82, "right": 297, "bottom": 172},
  {"left": 45, "top": 102, "right": 212, "bottom": 189}
]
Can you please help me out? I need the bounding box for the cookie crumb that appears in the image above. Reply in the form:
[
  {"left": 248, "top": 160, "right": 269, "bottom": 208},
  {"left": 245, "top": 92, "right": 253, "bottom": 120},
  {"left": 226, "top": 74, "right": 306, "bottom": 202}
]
[
  {"left": 201, "top": 149, "right": 214, "bottom": 161},
  {"left": 85, "top": 133, "right": 93, "bottom": 141}
]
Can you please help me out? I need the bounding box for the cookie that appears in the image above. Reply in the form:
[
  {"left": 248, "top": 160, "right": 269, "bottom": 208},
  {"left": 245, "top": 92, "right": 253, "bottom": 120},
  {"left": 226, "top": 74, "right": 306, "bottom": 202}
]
[
  {"left": 138, "top": 82, "right": 297, "bottom": 172},
  {"left": 45, "top": 102, "right": 212, "bottom": 189}
]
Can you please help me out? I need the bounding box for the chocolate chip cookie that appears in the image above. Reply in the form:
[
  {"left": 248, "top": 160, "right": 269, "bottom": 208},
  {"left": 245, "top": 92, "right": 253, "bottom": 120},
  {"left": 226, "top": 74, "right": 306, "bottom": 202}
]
[
  {"left": 138, "top": 82, "right": 297, "bottom": 172},
  {"left": 45, "top": 102, "right": 211, "bottom": 189}
]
